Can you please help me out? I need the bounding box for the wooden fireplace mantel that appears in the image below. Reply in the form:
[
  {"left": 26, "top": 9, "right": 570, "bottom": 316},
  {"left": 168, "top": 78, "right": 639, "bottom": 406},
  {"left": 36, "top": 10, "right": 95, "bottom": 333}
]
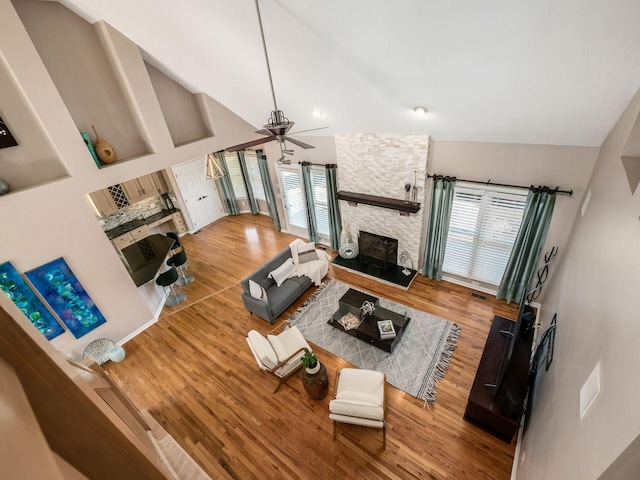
[{"left": 336, "top": 191, "right": 421, "bottom": 214}]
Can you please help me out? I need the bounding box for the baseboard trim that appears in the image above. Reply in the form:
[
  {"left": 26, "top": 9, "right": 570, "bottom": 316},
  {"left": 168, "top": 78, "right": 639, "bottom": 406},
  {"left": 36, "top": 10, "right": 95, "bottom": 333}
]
[{"left": 117, "top": 298, "right": 166, "bottom": 346}]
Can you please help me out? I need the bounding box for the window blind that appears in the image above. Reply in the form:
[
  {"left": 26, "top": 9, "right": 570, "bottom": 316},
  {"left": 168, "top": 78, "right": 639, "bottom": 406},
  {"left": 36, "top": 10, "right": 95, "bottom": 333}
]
[
  {"left": 442, "top": 185, "right": 526, "bottom": 286},
  {"left": 224, "top": 152, "right": 247, "bottom": 199},
  {"left": 310, "top": 167, "right": 329, "bottom": 237},
  {"left": 278, "top": 168, "right": 308, "bottom": 230},
  {"left": 244, "top": 151, "right": 266, "bottom": 201}
]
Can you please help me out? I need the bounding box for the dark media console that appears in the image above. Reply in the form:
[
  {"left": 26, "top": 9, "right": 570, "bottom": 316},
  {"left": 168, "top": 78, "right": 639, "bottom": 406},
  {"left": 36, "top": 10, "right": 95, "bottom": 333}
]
[{"left": 464, "top": 315, "right": 534, "bottom": 443}]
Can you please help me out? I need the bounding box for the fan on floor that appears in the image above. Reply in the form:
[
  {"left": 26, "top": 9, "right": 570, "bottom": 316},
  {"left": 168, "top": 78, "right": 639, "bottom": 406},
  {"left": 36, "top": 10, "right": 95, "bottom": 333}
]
[{"left": 226, "top": 0, "right": 327, "bottom": 155}]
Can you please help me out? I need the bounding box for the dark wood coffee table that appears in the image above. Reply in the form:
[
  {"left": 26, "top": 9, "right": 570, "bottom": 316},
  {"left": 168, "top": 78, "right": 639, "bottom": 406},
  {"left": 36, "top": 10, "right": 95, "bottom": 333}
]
[{"left": 328, "top": 288, "right": 410, "bottom": 353}]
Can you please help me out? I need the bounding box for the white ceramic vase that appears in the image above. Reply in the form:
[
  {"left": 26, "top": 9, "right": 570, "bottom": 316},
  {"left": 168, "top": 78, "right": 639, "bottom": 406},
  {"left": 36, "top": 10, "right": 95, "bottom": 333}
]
[{"left": 305, "top": 362, "right": 320, "bottom": 375}]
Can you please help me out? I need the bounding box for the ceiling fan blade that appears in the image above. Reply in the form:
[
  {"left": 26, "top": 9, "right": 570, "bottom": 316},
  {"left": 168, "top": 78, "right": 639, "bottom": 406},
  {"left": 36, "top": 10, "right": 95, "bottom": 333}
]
[
  {"left": 255, "top": 129, "right": 273, "bottom": 136},
  {"left": 288, "top": 126, "right": 330, "bottom": 135},
  {"left": 284, "top": 136, "right": 315, "bottom": 149},
  {"left": 226, "top": 136, "right": 277, "bottom": 152}
]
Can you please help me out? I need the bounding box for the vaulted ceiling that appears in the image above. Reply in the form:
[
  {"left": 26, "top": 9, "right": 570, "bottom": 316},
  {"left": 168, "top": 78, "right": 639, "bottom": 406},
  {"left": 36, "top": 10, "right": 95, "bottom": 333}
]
[{"left": 60, "top": 0, "right": 640, "bottom": 147}]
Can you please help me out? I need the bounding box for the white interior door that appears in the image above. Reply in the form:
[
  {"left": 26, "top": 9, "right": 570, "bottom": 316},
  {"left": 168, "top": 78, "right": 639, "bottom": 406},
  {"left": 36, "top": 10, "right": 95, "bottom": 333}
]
[
  {"left": 172, "top": 158, "right": 225, "bottom": 231},
  {"left": 193, "top": 163, "right": 224, "bottom": 223}
]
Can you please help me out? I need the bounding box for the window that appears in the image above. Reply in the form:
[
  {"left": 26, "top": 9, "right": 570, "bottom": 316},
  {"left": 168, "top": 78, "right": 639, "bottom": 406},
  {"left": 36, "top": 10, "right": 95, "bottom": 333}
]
[
  {"left": 224, "top": 152, "right": 247, "bottom": 199},
  {"left": 309, "top": 167, "right": 329, "bottom": 237},
  {"left": 244, "top": 151, "right": 266, "bottom": 201},
  {"left": 277, "top": 165, "right": 330, "bottom": 241},
  {"left": 278, "top": 167, "right": 308, "bottom": 231},
  {"left": 442, "top": 184, "right": 527, "bottom": 286}
]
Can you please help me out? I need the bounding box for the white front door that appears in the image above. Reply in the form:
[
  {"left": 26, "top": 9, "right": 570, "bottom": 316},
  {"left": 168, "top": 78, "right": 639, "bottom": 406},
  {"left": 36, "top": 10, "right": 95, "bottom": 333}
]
[{"left": 172, "top": 157, "right": 225, "bottom": 231}]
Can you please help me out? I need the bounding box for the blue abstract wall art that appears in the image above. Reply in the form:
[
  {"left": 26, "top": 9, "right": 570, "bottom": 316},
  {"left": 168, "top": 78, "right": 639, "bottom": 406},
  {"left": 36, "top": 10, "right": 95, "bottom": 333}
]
[
  {"left": 0, "top": 261, "right": 64, "bottom": 340},
  {"left": 25, "top": 257, "right": 106, "bottom": 338}
]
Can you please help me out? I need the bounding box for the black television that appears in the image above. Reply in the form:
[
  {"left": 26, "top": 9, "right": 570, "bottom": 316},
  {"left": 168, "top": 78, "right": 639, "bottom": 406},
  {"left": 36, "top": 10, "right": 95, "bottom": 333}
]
[
  {"left": 358, "top": 231, "right": 398, "bottom": 270},
  {"left": 491, "top": 291, "right": 536, "bottom": 397}
]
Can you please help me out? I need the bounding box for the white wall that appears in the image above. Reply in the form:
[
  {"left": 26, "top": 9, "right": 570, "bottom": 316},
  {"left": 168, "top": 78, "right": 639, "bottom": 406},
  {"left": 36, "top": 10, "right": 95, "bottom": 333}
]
[
  {"left": 516, "top": 86, "right": 640, "bottom": 479},
  {"left": 429, "top": 140, "right": 599, "bottom": 296},
  {"left": 0, "top": 0, "right": 255, "bottom": 359}
]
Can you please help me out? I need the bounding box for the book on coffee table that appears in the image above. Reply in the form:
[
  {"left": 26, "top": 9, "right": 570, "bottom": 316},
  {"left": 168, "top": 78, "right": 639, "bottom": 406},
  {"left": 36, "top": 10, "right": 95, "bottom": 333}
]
[{"left": 377, "top": 319, "right": 396, "bottom": 339}]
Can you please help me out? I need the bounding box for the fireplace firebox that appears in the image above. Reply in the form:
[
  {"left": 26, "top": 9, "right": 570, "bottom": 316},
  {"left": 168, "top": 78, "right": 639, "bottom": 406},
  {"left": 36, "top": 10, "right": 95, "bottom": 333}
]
[{"left": 358, "top": 231, "right": 398, "bottom": 270}]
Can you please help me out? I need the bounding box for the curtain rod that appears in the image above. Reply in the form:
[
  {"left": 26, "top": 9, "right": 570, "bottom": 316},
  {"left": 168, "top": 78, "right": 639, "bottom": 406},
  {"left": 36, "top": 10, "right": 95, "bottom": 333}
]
[
  {"left": 427, "top": 173, "right": 573, "bottom": 196},
  {"left": 298, "top": 161, "right": 337, "bottom": 168}
]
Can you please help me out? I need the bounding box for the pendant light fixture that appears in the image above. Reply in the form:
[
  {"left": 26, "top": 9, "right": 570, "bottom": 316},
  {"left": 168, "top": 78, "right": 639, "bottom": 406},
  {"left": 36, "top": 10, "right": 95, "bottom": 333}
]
[{"left": 205, "top": 153, "right": 226, "bottom": 179}]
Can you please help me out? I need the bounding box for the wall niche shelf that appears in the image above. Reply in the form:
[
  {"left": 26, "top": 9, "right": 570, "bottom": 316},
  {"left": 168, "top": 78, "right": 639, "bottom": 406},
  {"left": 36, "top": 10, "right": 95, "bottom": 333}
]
[
  {"left": 337, "top": 191, "right": 421, "bottom": 215},
  {"left": 14, "top": 1, "right": 152, "bottom": 163},
  {"left": 145, "top": 62, "right": 214, "bottom": 148}
]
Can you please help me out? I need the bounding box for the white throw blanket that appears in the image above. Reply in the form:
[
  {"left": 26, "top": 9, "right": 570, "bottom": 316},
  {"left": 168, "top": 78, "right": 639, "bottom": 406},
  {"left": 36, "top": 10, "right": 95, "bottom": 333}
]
[{"left": 289, "top": 239, "right": 331, "bottom": 286}]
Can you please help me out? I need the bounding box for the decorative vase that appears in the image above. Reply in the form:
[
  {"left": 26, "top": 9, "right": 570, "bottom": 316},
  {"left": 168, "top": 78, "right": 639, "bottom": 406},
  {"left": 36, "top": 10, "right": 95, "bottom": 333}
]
[
  {"left": 91, "top": 125, "right": 117, "bottom": 164},
  {"left": 0, "top": 177, "right": 10, "bottom": 196},
  {"left": 339, "top": 220, "right": 359, "bottom": 259},
  {"left": 302, "top": 362, "right": 328, "bottom": 399},
  {"left": 107, "top": 345, "right": 126, "bottom": 362},
  {"left": 305, "top": 362, "right": 320, "bottom": 375},
  {"left": 81, "top": 131, "right": 101, "bottom": 167}
]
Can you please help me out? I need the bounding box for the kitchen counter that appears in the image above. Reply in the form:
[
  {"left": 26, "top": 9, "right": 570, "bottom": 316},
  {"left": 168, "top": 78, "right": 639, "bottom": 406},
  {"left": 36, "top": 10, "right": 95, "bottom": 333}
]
[
  {"left": 105, "top": 208, "right": 180, "bottom": 240},
  {"left": 119, "top": 234, "right": 175, "bottom": 287}
]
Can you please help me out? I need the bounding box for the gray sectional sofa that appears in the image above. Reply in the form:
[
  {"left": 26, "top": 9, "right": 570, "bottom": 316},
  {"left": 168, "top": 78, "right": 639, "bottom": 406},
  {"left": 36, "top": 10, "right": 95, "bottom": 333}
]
[{"left": 240, "top": 247, "right": 313, "bottom": 323}]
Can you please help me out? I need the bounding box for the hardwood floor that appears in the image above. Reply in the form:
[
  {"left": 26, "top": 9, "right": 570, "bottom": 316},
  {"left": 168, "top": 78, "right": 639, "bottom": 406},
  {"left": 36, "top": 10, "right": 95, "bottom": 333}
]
[{"left": 105, "top": 214, "right": 519, "bottom": 479}]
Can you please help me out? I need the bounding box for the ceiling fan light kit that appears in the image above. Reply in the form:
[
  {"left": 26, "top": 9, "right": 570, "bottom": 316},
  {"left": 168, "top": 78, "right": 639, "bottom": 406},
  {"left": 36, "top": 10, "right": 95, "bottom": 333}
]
[{"left": 226, "top": 0, "right": 327, "bottom": 154}]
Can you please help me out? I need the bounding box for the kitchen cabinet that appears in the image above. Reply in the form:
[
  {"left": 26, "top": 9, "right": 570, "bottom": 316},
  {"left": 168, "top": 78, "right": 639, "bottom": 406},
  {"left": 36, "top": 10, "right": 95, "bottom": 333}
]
[
  {"left": 150, "top": 171, "right": 168, "bottom": 195},
  {"left": 111, "top": 233, "right": 135, "bottom": 250},
  {"left": 90, "top": 190, "right": 118, "bottom": 217},
  {"left": 111, "top": 226, "right": 149, "bottom": 251},
  {"left": 171, "top": 212, "right": 188, "bottom": 234},
  {"left": 122, "top": 176, "right": 156, "bottom": 204},
  {"left": 130, "top": 225, "right": 149, "bottom": 241}
]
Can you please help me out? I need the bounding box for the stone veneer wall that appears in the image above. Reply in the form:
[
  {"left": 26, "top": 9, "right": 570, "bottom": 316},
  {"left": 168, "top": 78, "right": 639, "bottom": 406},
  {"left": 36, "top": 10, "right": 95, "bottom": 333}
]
[{"left": 335, "top": 133, "right": 430, "bottom": 267}]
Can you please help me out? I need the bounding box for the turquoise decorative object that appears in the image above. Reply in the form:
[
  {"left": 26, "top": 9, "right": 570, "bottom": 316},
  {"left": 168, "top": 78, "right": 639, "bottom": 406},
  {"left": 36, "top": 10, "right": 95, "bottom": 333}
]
[
  {"left": 0, "top": 177, "right": 10, "bottom": 195},
  {"left": 25, "top": 257, "right": 106, "bottom": 339},
  {"left": 0, "top": 261, "right": 65, "bottom": 340},
  {"left": 81, "top": 131, "right": 101, "bottom": 167},
  {"left": 107, "top": 345, "right": 126, "bottom": 362}
]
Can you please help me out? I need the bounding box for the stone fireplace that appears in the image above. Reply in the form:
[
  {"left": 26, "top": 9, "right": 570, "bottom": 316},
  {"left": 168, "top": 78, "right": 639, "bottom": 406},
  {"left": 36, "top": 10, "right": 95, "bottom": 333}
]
[{"left": 335, "top": 133, "right": 430, "bottom": 270}]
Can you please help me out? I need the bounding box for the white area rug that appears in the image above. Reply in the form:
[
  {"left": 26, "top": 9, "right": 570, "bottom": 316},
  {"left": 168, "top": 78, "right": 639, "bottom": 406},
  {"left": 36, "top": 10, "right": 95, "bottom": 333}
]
[{"left": 289, "top": 279, "right": 461, "bottom": 404}]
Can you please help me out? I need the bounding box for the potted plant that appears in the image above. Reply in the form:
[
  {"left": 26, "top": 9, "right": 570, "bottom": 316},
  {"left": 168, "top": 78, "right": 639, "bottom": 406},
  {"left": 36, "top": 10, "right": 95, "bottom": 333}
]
[{"left": 301, "top": 350, "right": 320, "bottom": 375}]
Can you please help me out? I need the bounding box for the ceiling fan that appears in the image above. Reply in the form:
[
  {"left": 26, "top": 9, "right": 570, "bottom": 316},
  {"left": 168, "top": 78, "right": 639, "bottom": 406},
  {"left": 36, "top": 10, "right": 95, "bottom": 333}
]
[{"left": 226, "top": 0, "right": 327, "bottom": 154}]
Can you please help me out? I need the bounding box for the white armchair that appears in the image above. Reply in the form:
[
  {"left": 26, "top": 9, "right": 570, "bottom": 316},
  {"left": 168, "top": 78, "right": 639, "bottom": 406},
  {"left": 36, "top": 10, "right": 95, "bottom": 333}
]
[
  {"left": 329, "top": 368, "right": 387, "bottom": 449},
  {"left": 246, "top": 321, "right": 311, "bottom": 393}
]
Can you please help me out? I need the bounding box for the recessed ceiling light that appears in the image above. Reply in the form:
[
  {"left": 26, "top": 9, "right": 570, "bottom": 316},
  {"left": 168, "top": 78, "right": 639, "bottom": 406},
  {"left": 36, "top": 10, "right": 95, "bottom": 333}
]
[
  {"left": 413, "top": 106, "right": 428, "bottom": 116},
  {"left": 312, "top": 109, "right": 324, "bottom": 118}
]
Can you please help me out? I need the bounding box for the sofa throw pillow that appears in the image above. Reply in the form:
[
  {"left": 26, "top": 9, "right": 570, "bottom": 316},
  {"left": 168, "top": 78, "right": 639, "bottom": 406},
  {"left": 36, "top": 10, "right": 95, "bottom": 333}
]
[
  {"left": 247, "top": 330, "right": 278, "bottom": 369},
  {"left": 249, "top": 279, "right": 265, "bottom": 300},
  {"left": 298, "top": 242, "right": 319, "bottom": 264},
  {"left": 268, "top": 258, "right": 296, "bottom": 287}
]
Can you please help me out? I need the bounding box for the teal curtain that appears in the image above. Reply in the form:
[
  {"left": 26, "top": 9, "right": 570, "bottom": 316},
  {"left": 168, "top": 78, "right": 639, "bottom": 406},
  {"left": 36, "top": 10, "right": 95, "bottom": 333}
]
[
  {"left": 214, "top": 151, "right": 239, "bottom": 215},
  {"left": 422, "top": 176, "right": 456, "bottom": 281},
  {"left": 301, "top": 162, "right": 319, "bottom": 243},
  {"left": 257, "top": 150, "right": 281, "bottom": 231},
  {"left": 497, "top": 187, "right": 557, "bottom": 303},
  {"left": 236, "top": 151, "right": 259, "bottom": 214},
  {"left": 325, "top": 164, "right": 342, "bottom": 250}
]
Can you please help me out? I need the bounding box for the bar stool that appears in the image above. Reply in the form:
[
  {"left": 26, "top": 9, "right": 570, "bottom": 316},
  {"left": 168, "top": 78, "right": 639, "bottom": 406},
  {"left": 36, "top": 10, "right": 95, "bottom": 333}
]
[
  {"left": 166, "top": 231, "right": 182, "bottom": 254},
  {"left": 155, "top": 266, "right": 186, "bottom": 306},
  {"left": 167, "top": 249, "right": 194, "bottom": 286}
]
